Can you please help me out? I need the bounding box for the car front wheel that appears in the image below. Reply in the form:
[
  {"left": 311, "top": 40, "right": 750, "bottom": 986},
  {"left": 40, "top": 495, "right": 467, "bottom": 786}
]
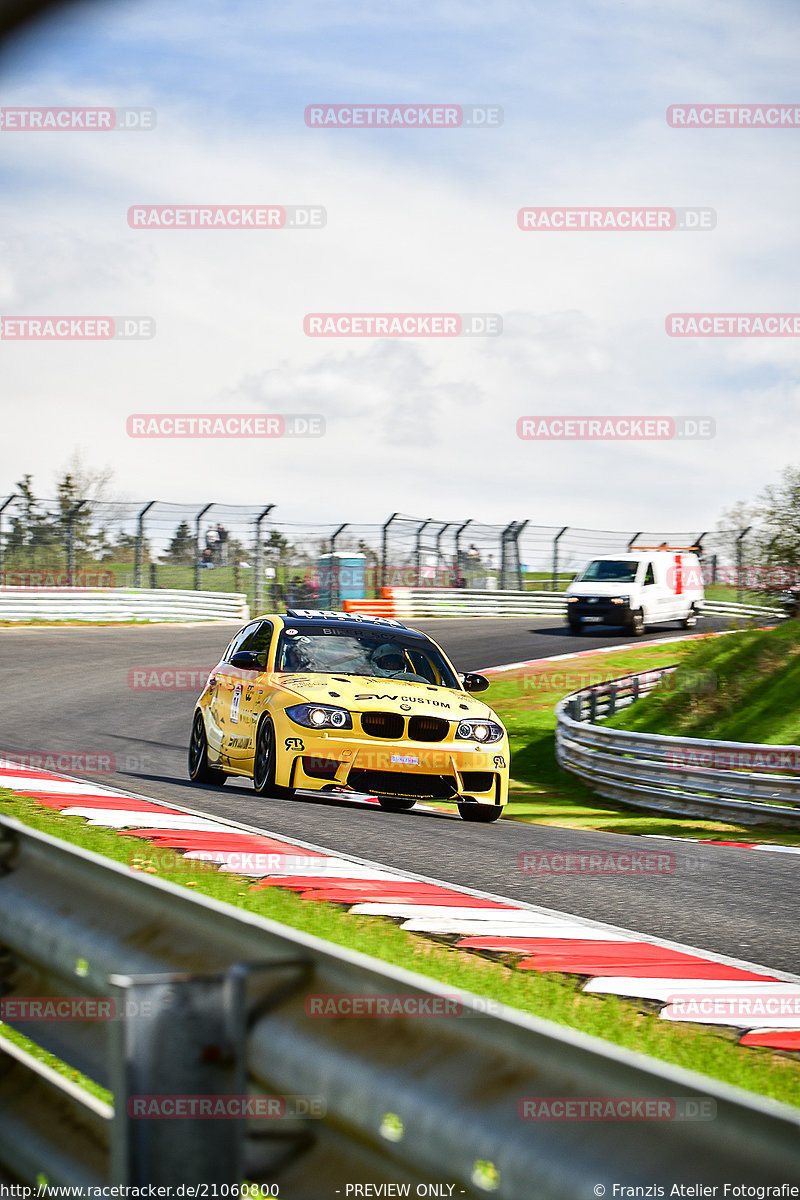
[
  {"left": 188, "top": 711, "right": 227, "bottom": 786},
  {"left": 378, "top": 796, "right": 416, "bottom": 812},
  {"left": 458, "top": 802, "right": 503, "bottom": 823},
  {"left": 253, "top": 716, "right": 294, "bottom": 799}
]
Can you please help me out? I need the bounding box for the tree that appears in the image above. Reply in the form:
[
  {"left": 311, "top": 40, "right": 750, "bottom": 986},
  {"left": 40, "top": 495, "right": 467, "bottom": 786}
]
[
  {"left": 163, "top": 522, "right": 194, "bottom": 564},
  {"left": 756, "top": 464, "right": 800, "bottom": 566}
]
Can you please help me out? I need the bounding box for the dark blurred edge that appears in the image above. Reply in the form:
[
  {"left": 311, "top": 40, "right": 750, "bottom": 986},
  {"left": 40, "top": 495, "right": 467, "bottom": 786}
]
[{"left": 0, "top": 0, "right": 96, "bottom": 46}]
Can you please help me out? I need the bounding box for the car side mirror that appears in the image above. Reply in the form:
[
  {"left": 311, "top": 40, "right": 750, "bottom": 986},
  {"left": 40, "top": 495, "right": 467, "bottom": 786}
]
[
  {"left": 230, "top": 651, "right": 266, "bottom": 671},
  {"left": 461, "top": 672, "right": 490, "bottom": 693}
]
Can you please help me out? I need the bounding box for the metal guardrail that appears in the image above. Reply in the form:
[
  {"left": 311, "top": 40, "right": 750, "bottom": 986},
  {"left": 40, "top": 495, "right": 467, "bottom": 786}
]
[
  {"left": 1, "top": 815, "right": 799, "bottom": 1194},
  {"left": 0, "top": 587, "right": 249, "bottom": 623},
  {"left": 384, "top": 588, "right": 783, "bottom": 622},
  {"left": 556, "top": 666, "right": 800, "bottom": 827}
]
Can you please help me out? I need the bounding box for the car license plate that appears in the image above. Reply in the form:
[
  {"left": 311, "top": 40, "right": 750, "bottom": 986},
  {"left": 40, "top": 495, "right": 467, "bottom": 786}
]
[
  {"left": 581, "top": 616, "right": 603, "bottom": 623},
  {"left": 391, "top": 754, "right": 419, "bottom": 765}
]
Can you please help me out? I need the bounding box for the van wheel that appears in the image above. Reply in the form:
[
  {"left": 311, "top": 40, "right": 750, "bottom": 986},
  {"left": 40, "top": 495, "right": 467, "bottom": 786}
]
[
  {"left": 629, "top": 609, "right": 645, "bottom": 636},
  {"left": 682, "top": 607, "right": 698, "bottom": 629}
]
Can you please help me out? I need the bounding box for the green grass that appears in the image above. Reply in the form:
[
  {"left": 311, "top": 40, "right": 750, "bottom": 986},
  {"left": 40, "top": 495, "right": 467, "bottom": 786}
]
[
  {"left": 604, "top": 621, "right": 800, "bottom": 745},
  {"left": 481, "top": 633, "right": 800, "bottom": 846},
  {"left": 1, "top": 789, "right": 799, "bottom": 1107}
]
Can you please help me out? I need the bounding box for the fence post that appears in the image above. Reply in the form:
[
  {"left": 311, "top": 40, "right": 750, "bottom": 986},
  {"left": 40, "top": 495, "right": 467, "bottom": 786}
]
[
  {"left": 66, "top": 500, "right": 88, "bottom": 586},
  {"left": 330, "top": 522, "right": 348, "bottom": 607},
  {"left": 381, "top": 512, "right": 399, "bottom": 589},
  {"left": 194, "top": 503, "right": 213, "bottom": 591},
  {"left": 415, "top": 518, "right": 433, "bottom": 587},
  {"left": 736, "top": 527, "right": 751, "bottom": 604},
  {"left": 513, "top": 520, "right": 528, "bottom": 590},
  {"left": 435, "top": 522, "right": 453, "bottom": 585},
  {"left": 0, "top": 495, "right": 16, "bottom": 584},
  {"left": 552, "top": 526, "right": 568, "bottom": 592},
  {"left": 500, "top": 521, "right": 514, "bottom": 589},
  {"left": 454, "top": 518, "right": 472, "bottom": 587},
  {"left": 253, "top": 505, "right": 275, "bottom": 614},
  {"left": 134, "top": 501, "right": 156, "bottom": 589}
]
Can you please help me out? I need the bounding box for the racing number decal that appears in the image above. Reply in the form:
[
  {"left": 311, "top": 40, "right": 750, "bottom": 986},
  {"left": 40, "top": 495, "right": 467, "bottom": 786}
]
[
  {"left": 493, "top": 755, "right": 506, "bottom": 768},
  {"left": 231, "top": 685, "right": 242, "bottom": 724}
]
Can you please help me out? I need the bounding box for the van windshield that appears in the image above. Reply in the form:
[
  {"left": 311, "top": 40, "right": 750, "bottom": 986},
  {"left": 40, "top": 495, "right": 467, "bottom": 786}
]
[{"left": 577, "top": 559, "right": 639, "bottom": 583}]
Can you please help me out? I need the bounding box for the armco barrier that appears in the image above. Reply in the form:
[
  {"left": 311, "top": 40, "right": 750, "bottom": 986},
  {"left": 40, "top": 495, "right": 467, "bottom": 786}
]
[
  {"left": 1, "top": 815, "right": 799, "bottom": 1194},
  {"left": 556, "top": 667, "right": 800, "bottom": 827},
  {"left": 0, "top": 587, "right": 249, "bottom": 623},
  {"left": 344, "top": 588, "right": 783, "bottom": 622}
]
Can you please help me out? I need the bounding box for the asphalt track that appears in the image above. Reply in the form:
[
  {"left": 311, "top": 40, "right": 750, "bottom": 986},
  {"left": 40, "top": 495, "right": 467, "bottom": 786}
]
[{"left": 1, "top": 616, "right": 797, "bottom": 973}]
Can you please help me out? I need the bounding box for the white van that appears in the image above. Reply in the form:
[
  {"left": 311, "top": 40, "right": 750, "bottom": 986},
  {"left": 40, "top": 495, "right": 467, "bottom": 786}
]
[{"left": 565, "top": 549, "right": 704, "bottom": 636}]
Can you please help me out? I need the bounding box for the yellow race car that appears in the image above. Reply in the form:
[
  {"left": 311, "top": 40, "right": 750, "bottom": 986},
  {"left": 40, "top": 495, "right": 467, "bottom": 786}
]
[{"left": 188, "top": 609, "right": 509, "bottom": 822}]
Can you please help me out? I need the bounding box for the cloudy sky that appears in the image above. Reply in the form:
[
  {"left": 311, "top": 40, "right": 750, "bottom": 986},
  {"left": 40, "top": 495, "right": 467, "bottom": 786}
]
[{"left": 1, "top": 0, "right": 799, "bottom": 530}]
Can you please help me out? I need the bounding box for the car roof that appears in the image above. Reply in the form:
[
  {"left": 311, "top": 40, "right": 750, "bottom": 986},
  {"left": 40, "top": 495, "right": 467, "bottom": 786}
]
[{"left": 263, "top": 610, "right": 429, "bottom": 640}]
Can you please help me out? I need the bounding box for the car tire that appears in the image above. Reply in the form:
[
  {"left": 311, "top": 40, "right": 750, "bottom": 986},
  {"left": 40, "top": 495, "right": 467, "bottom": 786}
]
[
  {"left": 377, "top": 796, "right": 416, "bottom": 812},
  {"left": 458, "top": 802, "right": 503, "bottom": 823},
  {"left": 188, "top": 711, "right": 228, "bottom": 786},
  {"left": 682, "top": 607, "right": 698, "bottom": 629},
  {"left": 253, "top": 716, "right": 294, "bottom": 799},
  {"left": 629, "top": 608, "right": 645, "bottom": 636},
  {"left": 568, "top": 621, "right": 582, "bottom": 635}
]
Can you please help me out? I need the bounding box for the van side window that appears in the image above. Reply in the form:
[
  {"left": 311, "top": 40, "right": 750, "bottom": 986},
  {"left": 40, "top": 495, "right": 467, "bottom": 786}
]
[{"left": 644, "top": 562, "right": 655, "bottom": 586}]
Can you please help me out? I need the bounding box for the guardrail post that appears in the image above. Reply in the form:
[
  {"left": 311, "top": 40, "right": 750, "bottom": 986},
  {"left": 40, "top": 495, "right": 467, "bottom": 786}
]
[
  {"left": 330, "top": 522, "right": 348, "bottom": 606},
  {"left": 66, "top": 500, "right": 88, "bottom": 585},
  {"left": 194, "top": 503, "right": 214, "bottom": 591},
  {"left": 589, "top": 689, "right": 597, "bottom": 722},
  {"left": 108, "top": 971, "right": 247, "bottom": 1185},
  {"left": 736, "top": 526, "right": 752, "bottom": 604},
  {"left": 608, "top": 683, "right": 617, "bottom": 715},
  {"left": 253, "top": 505, "right": 275, "bottom": 614},
  {"left": 552, "top": 526, "right": 568, "bottom": 591},
  {"left": 381, "top": 512, "right": 399, "bottom": 589},
  {"left": 0, "top": 495, "right": 16, "bottom": 584},
  {"left": 134, "top": 501, "right": 156, "bottom": 589}
]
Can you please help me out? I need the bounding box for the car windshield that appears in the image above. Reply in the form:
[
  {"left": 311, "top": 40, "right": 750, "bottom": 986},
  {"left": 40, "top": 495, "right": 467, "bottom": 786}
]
[
  {"left": 276, "top": 626, "right": 460, "bottom": 687},
  {"left": 577, "top": 559, "right": 640, "bottom": 583}
]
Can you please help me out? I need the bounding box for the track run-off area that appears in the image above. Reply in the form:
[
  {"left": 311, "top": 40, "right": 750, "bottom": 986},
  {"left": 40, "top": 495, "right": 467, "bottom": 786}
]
[{"left": 1, "top": 614, "right": 796, "bottom": 976}]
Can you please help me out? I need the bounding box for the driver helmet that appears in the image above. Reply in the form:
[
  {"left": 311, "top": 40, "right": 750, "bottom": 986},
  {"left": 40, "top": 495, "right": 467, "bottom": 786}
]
[{"left": 371, "top": 642, "right": 406, "bottom": 673}]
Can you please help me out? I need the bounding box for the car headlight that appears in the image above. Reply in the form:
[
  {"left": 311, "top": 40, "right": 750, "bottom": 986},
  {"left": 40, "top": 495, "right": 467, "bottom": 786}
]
[
  {"left": 567, "top": 596, "right": 579, "bottom": 603},
  {"left": 286, "top": 704, "right": 353, "bottom": 730},
  {"left": 609, "top": 596, "right": 629, "bottom": 605},
  {"left": 455, "top": 719, "right": 504, "bottom": 744}
]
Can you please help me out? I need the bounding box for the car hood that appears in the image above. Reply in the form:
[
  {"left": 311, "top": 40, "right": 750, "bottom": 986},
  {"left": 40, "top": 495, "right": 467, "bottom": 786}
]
[{"left": 268, "top": 672, "right": 499, "bottom": 722}]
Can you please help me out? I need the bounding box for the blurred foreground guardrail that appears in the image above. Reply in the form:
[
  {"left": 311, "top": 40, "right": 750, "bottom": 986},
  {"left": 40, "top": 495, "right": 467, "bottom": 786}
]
[
  {"left": 556, "top": 666, "right": 800, "bottom": 827},
  {"left": 0, "top": 587, "right": 249, "bottom": 623},
  {"left": 1, "top": 816, "right": 799, "bottom": 1195}
]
